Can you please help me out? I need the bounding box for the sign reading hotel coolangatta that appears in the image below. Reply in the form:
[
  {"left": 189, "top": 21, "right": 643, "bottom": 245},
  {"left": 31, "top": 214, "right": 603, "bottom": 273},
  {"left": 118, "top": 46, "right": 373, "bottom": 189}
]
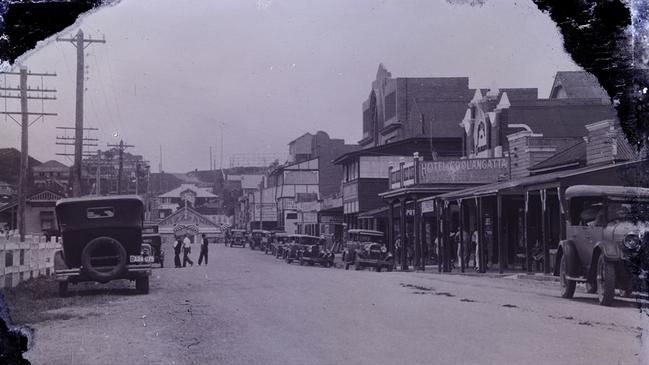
[{"left": 419, "top": 157, "right": 510, "bottom": 184}]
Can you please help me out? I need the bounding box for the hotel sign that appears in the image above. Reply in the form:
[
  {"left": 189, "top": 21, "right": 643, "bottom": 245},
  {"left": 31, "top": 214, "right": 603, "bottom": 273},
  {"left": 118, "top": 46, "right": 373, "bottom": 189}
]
[{"left": 419, "top": 158, "right": 509, "bottom": 184}]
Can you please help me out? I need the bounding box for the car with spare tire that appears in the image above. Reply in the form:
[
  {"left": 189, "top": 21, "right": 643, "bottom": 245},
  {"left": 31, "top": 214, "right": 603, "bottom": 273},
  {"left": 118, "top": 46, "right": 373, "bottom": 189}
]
[
  {"left": 557, "top": 185, "right": 649, "bottom": 306},
  {"left": 53, "top": 195, "right": 153, "bottom": 297}
]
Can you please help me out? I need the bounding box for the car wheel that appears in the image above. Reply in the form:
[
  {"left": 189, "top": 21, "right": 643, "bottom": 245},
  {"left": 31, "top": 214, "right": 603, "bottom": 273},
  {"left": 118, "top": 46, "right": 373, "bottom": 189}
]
[
  {"left": 355, "top": 263, "right": 362, "bottom": 271},
  {"left": 597, "top": 255, "right": 615, "bottom": 306},
  {"left": 136, "top": 276, "right": 150, "bottom": 295},
  {"left": 286, "top": 259, "right": 293, "bottom": 264},
  {"left": 58, "top": 281, "right": 69, "bottom": 297},
  {"left": 387, "top": 265, "right": 393, "bottom": 272},
  {"left": 559, "top": 253, "right": 576, "bottom": 299}
]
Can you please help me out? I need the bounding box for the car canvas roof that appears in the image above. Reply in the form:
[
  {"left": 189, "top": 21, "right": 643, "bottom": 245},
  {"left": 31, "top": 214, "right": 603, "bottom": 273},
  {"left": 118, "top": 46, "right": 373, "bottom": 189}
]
[
  {"left": 347, "top": 229, "right": 384, "bottom": 236},
  {"left": 565, "top": 185, "right": 649, "bottom": 200},
  {"left": 56, "top": 195, "right": 143, "bottom": 207}
]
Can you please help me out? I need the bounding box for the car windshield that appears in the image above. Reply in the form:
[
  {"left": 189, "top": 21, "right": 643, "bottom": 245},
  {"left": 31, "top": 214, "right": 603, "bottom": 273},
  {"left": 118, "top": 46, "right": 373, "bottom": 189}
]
[{"left": 607, "top": 200, "right": 649, "bottom": 223}]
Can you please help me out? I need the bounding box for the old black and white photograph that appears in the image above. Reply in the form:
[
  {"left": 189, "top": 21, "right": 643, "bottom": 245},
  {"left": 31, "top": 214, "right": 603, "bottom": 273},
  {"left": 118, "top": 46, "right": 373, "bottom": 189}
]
[{"left": 0, "top": 0, "right": 649, "bottom": 364}]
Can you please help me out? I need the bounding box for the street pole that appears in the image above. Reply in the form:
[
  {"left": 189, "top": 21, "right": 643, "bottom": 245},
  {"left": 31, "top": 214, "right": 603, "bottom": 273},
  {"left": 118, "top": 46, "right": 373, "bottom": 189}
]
[
  {"left": 57, "top": 29, "right": 105, "bottom": 197},
  {"left": 0, "top": 67, "right": 57, "bottom": 241},
  {"left": 107, "top": 139, "right": 134, "bottom": 195},
  {"left": 95, "top": 150, "right": 101, "bottom": 195},
  {"left": 17, "top": 68, "right": 27, "bottom": 241}
]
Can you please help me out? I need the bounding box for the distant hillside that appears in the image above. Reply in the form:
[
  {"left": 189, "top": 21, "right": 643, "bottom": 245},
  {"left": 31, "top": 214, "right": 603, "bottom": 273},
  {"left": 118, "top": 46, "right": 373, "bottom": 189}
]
[{"left": 0, "top": 148, "right": 41, "bottom": 186}]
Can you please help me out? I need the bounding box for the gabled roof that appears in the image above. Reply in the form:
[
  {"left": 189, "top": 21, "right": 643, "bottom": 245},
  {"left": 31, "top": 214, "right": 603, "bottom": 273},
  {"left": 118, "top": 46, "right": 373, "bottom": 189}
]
[
  {"left": 506, "top": 99, "right": 617, "bottom": 137},
  {"left": 158, "top": 184, "right": 217, "bottom": 198},
  {"left": 157, "top": 206, "right": 221, "bottom": 229},
  {"left": 530, "top": 141, "right": 587, "bottom": 173},
  {"left": 550, "top": 71, "right": 609, "bottom": 100},
  {"left": 333, "top": 137, "right": 461, "bottom": 165}
]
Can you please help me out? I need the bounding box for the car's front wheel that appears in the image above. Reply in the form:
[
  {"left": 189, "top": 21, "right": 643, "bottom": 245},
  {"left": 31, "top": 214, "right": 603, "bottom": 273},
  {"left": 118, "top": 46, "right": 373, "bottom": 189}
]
[
  {"left": 597, "top": 255, "right": 615, "bottom": 306},
  {"left": 559, "top": 253, "right": 576, "bottom": 299}
]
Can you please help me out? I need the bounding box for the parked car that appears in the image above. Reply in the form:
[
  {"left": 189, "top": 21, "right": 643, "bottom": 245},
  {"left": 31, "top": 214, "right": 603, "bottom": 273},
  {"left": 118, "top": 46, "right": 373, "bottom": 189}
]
[
  {"left": 142, "top": 224, "right": 164, "bottom": 268},
  {"left": 250, "top": 229, "right": 271, "bottom": 251},
  {"left": 343, "top": 229, "right": 393, "bottom": 271},
  {"left": 298, "top": 237, "right": 335, "bottom": 267},
  {"left": 53, "top": 195, "right": 152, "bottom": 297},
  {"left": 272, "top": 232, "right": 289, "bottom": 258},
  {"left": 284, "top": 234, "right": 321, "bottom": 264},
  {"left": 557, "top": 185, "right": 649, "bottom": 306},
  {"left": 227, "top": 229, "right": 247, "bottom": 248}
]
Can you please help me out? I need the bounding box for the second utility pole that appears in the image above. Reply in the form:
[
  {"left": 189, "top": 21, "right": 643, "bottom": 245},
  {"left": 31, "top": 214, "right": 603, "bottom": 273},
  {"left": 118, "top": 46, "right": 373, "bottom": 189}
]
[
  {"left": 57, "top": 29, "right": 105, "bottom": 197},
  {"left": 107, "top": 139, "right": 134, "bottom": 194}
]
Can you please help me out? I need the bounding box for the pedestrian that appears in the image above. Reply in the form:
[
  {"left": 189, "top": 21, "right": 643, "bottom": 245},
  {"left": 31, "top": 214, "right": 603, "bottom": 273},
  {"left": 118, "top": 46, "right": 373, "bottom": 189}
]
[
  {"left": 173, "top": 237, "right": 182, "bottom": 268},
  {"left": 198, "top": 233, "right": 209, "bottom": 266},
  {"left": 472, "top": 229, "right": 480, "bottom": 272},
  {"left": 182, "top": 234, "right": 194, "bottom": 267},
  {"left": 395, "top": 236, "right": 402, "bottom": 268}
]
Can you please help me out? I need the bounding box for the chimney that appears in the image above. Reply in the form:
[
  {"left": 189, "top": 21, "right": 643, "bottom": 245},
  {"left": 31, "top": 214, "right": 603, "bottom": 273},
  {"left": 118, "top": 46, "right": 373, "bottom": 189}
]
[{"left": 585, "top": 120, "right": 627, "bottom": 165}]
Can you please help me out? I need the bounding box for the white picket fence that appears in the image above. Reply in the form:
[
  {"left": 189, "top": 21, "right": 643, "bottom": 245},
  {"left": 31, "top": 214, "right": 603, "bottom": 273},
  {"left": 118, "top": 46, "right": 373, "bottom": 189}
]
[{"left": 0, "top": 232, "right": 62, "bottom": 289}]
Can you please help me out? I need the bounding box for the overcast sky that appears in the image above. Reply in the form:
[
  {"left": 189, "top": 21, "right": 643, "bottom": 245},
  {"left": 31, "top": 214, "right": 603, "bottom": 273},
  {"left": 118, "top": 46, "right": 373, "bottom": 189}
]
[{"left": 0, "top": 0, "right": 579, "bottom": 172}]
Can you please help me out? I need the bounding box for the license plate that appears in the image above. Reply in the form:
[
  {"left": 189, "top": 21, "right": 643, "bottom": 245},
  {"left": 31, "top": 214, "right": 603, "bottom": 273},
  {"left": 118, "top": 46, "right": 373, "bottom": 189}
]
[{"left": 130, "top": 255, "right": 154, "bottom": 263}]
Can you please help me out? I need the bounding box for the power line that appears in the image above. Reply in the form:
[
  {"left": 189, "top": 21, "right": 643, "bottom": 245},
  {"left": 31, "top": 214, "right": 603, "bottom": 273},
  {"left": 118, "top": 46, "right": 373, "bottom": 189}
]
[{"left": 0, "top": 67, "right": 57, "bottom": 241}]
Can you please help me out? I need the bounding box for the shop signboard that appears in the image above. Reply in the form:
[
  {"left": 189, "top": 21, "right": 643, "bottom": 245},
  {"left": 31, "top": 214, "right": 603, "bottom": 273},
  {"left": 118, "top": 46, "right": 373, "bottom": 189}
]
[{"left": 419, "top": 157, "right": 509, "bottom": 184}]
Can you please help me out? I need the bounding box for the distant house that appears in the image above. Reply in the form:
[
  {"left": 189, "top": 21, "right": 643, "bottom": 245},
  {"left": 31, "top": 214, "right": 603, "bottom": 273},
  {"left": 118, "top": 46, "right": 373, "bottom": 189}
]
[
  {"left": 0, "top": 186, "right": 65, "bottom": 235},
  {"left": 33, "top": 160, "right": 70, "bottom": 190}
]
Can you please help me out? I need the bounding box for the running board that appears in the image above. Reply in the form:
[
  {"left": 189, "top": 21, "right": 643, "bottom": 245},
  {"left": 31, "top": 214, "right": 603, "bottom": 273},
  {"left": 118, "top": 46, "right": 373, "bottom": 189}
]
[{"left": 565, "top": 275, "right": 588, "bottom": 282}]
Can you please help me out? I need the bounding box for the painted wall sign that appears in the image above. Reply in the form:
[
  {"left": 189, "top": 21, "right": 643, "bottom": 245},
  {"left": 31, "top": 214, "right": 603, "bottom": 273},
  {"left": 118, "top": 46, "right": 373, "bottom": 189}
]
[{"left": 419, "top": 157, "right": 509, "bottom": 184}]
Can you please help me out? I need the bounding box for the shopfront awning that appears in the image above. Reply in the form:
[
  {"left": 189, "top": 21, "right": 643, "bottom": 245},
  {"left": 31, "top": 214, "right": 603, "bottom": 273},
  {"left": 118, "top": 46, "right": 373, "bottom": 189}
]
[
  {"left": 436, "top": 159, "right": 647, "bottom": 201},
  {"left": 357, "top": 206, "right": 389, "bottom": 219}
]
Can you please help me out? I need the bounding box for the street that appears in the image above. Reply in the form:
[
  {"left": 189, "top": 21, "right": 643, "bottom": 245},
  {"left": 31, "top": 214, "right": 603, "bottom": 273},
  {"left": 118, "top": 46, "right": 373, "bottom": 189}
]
[{"left": 21, "top": 243, "right": 648, "bottom": 365}]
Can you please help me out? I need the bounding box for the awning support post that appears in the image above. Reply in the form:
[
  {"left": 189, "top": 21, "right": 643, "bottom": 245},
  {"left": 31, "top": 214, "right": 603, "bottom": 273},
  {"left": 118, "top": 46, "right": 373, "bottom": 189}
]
[{"left": 497, "top": 193, "right": 504, "bottom": 274}]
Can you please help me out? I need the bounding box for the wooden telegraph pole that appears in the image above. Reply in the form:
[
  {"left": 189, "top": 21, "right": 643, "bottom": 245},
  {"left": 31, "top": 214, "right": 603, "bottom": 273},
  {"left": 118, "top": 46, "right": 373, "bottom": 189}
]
[
  {"left": 56, "top": 29, "right": 105, "bottom": 197},
  {"left": 107, "top": 140, "right": 134, "bottom": 194},
  {"left": 0, "top": 67, "right": 57, "bottom": 241}
]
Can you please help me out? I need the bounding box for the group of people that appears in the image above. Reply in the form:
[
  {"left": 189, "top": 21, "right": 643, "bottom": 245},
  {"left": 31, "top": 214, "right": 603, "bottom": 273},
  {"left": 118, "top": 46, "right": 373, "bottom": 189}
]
[{"left": 173, "top": 233, "right": 210, "bottom": 268}]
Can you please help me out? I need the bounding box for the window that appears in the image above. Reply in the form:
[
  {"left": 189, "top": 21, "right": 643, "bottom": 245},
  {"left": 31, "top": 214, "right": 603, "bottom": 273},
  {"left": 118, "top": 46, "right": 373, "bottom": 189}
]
[
  {"left": 569, "top": 197, "right": 604, "bottom": 226},
  {"left": 286, "top": 212, "right": 298, "bottom": 220},
  {"left": 87, "top": 207, "right": 115, "bottom": 219}
]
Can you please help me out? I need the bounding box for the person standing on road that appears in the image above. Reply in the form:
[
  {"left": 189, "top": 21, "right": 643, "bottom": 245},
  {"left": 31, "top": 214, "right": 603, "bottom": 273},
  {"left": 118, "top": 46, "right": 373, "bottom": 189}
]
[
  {"left": 173, "top": 237, "right": 182, "bottom": 268},
  {"left": 198, "top": 233, "right": 209, "bottom": 266},
  {"left": 182, "top": 234, "right": 194, "bottom": 267}
]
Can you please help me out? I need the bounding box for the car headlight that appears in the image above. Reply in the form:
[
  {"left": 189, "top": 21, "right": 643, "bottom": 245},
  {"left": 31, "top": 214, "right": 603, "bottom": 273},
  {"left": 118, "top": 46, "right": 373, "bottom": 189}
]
[
  {"left": 381, "top": 246, "right": 387, "bottom": 253},
  {"left": 624, "top": 233, "right": 642, "bottom": 250}
]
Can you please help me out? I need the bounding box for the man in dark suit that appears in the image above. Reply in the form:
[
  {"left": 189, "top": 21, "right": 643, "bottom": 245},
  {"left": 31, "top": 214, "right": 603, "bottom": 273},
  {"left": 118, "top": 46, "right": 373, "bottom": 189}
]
[{"left": 198, "top": 233, "right": 209, "bottom": 266}]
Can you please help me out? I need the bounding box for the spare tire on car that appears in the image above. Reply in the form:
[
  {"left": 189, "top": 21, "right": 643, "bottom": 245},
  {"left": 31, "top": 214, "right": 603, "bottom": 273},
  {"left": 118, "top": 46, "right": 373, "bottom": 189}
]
[{"left": 80, "top": 236, "right": 128, "bottom": 283}]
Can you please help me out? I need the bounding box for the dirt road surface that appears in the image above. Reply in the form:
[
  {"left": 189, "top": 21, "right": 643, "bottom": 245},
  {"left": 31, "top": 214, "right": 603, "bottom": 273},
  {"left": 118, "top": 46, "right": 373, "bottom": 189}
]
[{"left": 13, "top": 243, "right": 648, "bottom": 365}]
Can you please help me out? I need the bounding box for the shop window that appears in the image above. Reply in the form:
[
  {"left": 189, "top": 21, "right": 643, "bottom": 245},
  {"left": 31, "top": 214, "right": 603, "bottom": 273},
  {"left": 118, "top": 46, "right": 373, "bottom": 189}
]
[{"left": 19, "top": 250, "right": 24, "bottom": 266}]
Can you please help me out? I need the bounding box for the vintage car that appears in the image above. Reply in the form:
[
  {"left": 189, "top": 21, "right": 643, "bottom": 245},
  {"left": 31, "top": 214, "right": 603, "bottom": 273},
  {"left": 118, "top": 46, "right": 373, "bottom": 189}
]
[
  {"left": 272, "top": 232, "right": 289, "bottom": 257},
  {"left": 557, "top": 185, "right": 649, "bottom": 306},
  {"left": 53, "top": 196, "right": 152, "bottom": 297},
  {"left": 284, "top": 234, "right": 321, "bottom": 264},
  {"left": 249, "top": 229, "right": 271, "bottom": 251},
  {"left": 227, "top": 229, "right": 247, "bottom": 248},
  {"left": 343, "top": 229, "right": 393, "bottom": 271},
  {"left": 142, "top": 224, "right": 164, "bottom": 268},
  {"left": 298, "top": 237, "right": 334, "bottom": 267}
]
